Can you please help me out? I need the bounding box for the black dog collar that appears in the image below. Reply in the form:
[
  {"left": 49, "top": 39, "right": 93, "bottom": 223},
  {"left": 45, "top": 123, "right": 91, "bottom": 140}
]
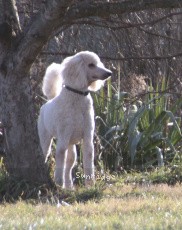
[{"left": 63, "top": 85, "right": 90, "bottom": 96}]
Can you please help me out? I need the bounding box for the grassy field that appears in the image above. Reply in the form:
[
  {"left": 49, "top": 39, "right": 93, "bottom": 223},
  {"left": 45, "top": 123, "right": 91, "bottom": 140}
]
[{"left": 1, "top": 182, "right": 182, "bottom": 229}]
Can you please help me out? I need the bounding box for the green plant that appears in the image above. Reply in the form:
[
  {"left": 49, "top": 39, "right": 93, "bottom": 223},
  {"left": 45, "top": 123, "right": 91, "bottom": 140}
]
[
  {"left": 128, "top": 78, "right": 181, "bottom": 168},
  {"left": 93, "top": 77, "right": 182, "bottom": 171}
]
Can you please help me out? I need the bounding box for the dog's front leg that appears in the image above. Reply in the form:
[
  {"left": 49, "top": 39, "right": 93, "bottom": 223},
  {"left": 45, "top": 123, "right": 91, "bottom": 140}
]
[
  {"left": 82, "top": 141, "right": 95, "bottom": 187},
  {"left": 64, "top": 145, "right": 77, "bottom": 189}
]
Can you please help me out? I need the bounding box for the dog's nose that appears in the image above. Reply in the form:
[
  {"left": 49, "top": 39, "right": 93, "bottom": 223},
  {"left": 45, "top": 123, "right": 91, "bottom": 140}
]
[{"left": 104, "top": 70, "right": 112, "bottom": 79}]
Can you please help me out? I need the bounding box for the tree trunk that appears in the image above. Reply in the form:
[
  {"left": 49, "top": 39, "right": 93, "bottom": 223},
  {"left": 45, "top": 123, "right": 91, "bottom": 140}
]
[
  {"left": 0, "top": 0, "right": 57, "bottom": 184},
  {"left": 0, "top": 66, "right": 51, "bottom": 184}
]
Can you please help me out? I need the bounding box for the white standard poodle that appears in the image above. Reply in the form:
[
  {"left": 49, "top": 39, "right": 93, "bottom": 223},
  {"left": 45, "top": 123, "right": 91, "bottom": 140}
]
[{"left": 38, "top": 51, "right": 112, "bottom": 189}]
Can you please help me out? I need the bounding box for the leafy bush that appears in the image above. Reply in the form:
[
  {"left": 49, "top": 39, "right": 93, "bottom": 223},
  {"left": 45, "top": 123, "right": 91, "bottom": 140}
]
[{"left": 93, "top": 77, "right": 182, "bottom": 171}]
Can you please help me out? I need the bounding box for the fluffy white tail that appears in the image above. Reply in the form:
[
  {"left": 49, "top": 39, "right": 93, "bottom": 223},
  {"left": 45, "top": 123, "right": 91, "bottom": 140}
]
[{"left": 42, "top": 63, "right": 62, "bottom": 100}]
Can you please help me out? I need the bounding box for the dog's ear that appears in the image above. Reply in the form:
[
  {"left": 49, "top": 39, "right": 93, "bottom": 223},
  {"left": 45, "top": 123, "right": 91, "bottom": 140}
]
[{"left": 61, "top": 55, "right": 88, "bottom": 89}]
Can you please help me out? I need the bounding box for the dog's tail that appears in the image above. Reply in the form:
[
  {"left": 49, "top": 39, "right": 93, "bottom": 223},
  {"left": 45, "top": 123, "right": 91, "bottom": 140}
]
[{"left": 42, "top": 63, "right": 62, "bottom": 100}]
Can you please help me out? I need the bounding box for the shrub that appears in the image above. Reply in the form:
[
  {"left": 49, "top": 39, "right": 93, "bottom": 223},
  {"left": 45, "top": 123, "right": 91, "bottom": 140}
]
[{"left": 93, "top": 77, "right": 182, "bottom": 171}]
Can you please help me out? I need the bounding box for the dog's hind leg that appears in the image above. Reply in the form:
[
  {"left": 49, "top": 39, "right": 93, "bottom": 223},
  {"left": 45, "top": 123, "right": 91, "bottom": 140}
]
[
  {"left": 41, "top": 136, "right": 53, "bottom": 163},
  {"left": 38, "top": 118, "right": 53, "bottom": 162},
  {"left": 64, "top": 144, "right": 77, "bottom": 189}
]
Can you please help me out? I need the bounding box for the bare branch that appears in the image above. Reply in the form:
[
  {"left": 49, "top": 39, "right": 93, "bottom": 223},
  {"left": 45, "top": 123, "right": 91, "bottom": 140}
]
[
  {"left": 101, "top": 53, "right": 182, "bottom": 61},
  {"left": 138, "top": 27, "right": 182, "bottom": 43},
  {"left": 64, "top": 11, "right": 182, "bottom": 45},
  {"left": 65, "top": 0, "right": 182, "bottom": 21},
  {"left": 41, "top": 51, "right": 182, "bottom": 61},
  {"left": 11, "top": 0, "right": 182, "bottom": 76},
  {"left": 2, "top": 0, "right": 21, "bottom": 35},
  {"left": 0, "top": 0, "right": 21, "bottom": 45},
  {"left": 11, "top": 0, "right": 73, "bottom": 75}
]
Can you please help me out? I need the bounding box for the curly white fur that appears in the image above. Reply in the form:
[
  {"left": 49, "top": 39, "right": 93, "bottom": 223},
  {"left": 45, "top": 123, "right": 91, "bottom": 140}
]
[
  {"left": 42, "top": 63, "right": 63, "bottom": 100},
  {"left": 38, "top": 51, "right": 112, "bottom": 189}
]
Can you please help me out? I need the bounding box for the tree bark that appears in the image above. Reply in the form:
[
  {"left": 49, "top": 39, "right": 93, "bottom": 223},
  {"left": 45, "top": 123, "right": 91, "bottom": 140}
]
[
  {"left": 0, "top": 71, "right": 51, "bottom": 184},
  {"left": 0, "top": 0, "right": 54, "bottom": 184}
]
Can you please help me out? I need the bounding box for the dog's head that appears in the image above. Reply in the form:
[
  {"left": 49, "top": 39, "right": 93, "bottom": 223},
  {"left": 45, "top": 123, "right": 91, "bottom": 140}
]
[{"left": 61, "top": 51, "right": 112, "bottom": 91}]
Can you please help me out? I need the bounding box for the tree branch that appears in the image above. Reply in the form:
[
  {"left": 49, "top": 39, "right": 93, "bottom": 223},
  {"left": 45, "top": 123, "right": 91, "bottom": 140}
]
[
  {"left": 0, "top": 0, "right": 21, "bottom": 44},
  {"left": 11, "top": 0, "right": 73, "bottom": 75},
  {"left": 11, "top": 0, "right": 182, "bottom": 76},
  {"left": 138, "top": 27, "right": 182, "bottom": 43},
  {"left": 41, "top": 51, "right": 182, "bottom": 61},
  {"left": 64, "top": 11, "right": 182, "bottom": 45},
  {"left": 65, "top": 0, "right": 182, "bottom": 21},
  {"left": 2, "top": 0, "right": 21, "bottom": 34}
]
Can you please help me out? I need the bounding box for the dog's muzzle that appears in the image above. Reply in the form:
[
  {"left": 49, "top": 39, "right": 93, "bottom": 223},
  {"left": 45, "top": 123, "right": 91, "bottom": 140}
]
[{"left": 103, "top": 70, "right": 112, "bottom": 80}]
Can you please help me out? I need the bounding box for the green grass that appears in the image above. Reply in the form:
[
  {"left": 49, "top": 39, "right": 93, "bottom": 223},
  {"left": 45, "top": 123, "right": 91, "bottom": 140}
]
[{"left": 1, "top": 182, "right": 182, "bottom": 229}]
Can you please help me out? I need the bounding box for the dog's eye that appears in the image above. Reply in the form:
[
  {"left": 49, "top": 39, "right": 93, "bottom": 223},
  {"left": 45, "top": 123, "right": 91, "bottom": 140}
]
[{"left": 88, "top": 63, "right": 95, "bottom": 68}]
